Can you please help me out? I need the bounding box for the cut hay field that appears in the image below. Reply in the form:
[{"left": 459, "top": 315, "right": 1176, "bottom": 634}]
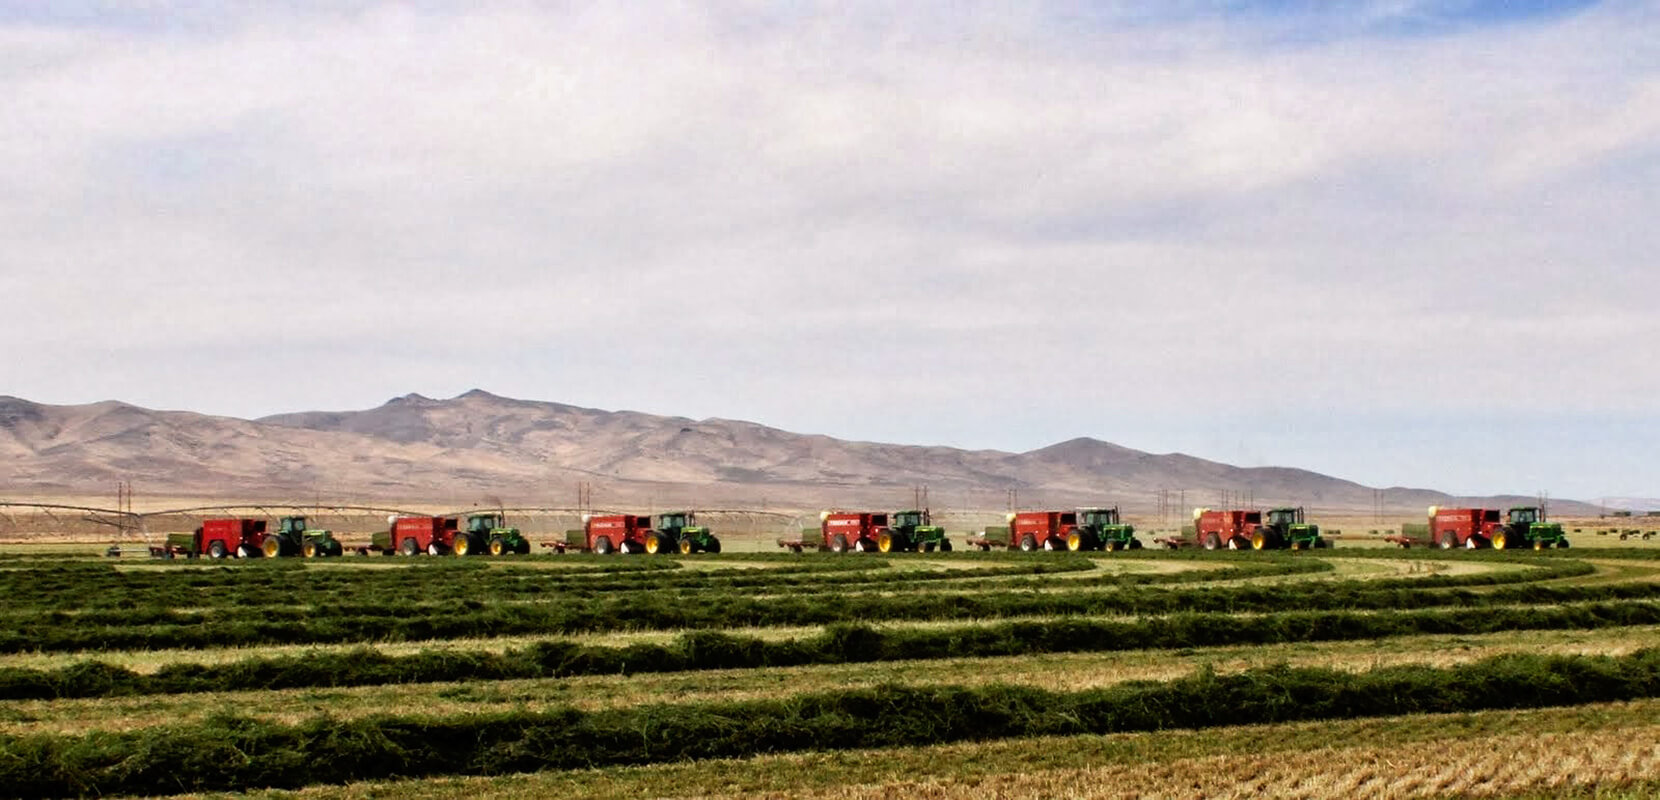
[{"left": 3, "top": 545, "right": 1660, "bottom": 798}]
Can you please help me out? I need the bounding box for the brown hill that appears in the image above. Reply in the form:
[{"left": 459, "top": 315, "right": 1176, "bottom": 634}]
[{"left": 0, "top": 390, "right": 1590, "bottom": 515}]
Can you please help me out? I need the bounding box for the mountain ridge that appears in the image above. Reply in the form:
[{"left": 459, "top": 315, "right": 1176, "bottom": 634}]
[{"left": 0, "top": 391, "right": 1594, "bottom": 514}]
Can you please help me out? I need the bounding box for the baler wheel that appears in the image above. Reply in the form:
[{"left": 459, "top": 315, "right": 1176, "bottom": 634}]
[
  {"left": 594, "top": 536, "right": 614, "bottom": 555},
  {"left": 1019, "top": 534, "right": 1038, "bottom": 552},
  {"left": 302, "top": 541, "right": 318, "bottom": 558},
  {"left": 400, "top": 537, "right": 419, "bottom": 557},
  {"left": 830, "top": 534, "right": 849, "bottom": 554},
  {"left": 237, "top": 545, "right": 254, "bottom": 558},
  {"left": 208, "top": 541, "right": 228, "bottom": 559},
  {"left": 1466, "top": 536, "right": 1482, "bottom": 550},
  {"left": 1202, "top": 533, "right": 1221, "bottom": 551},
  {"left": 621, "top": 539, "right": 640, "bottom": 555},
  {"left": 679, "top": 538, "right": 695, "bottom": 555},
  {"left": 1438, "top": 533, "right": 1456, "bottom": 550}
]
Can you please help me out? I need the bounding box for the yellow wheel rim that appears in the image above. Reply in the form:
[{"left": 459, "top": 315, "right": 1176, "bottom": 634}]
[
  {"left": 490, "top": 540, "right": 504, "bottom": 555},
  {"left": 877, "top": 533, "right": 893, "bottom": 553},
  {"left": 1251, "top": 532, "right": 1267, "bottom": 550},
  {"left": 1066, "top": 532, "right": 1082, "bottom": 551},
  {"left": 646, "top": 535, "right": 660, "bottom": 554},
  {"left": 455, "top": 538, "right": 469, "bottom": 556},
  {"left": 679, "top": 539, "right": 693, "bottom": 554},
  {"left": 302, "top": 542, "right": 317, "bottom": 558},
  {"left": 262, "top": 538, "right": 281, "bottom": 557},
  {"left": 1493, "top": 532, "right": 1507, "bottom": 550}
]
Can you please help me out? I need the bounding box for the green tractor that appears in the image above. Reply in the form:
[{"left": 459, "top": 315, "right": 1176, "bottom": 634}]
[
  {"left": 260, "top": 516, "right": 344, "bottom": 558},
  {"left": 878, "top": 509, "right": 952, "bottom": 553},
  {"left": 1493, "top": 506, "right": 1569, "bottom": 550},
  {"left": 1068, "top": 507, "right": 1141, "bottom": 551},
  {"left": 1251, "top": 507, "right": 1327, "bottom": 550},
  {"left": 454, "top": 512, "right": 531, "bottom": 556},
  {"left": 652, "top": 511, "right": 721, "bottom": 554}
]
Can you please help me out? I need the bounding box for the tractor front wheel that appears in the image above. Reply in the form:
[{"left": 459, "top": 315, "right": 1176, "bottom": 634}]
[
  {"left": 1533, "top": 538, "right": 1545, "bottom": 551},
  {"left": 489, "top": 536, "right": 505, "bottom": 556},
  {"left": 679, "top": 538, "right": 695, "bottom": 554},
  {"left": 302, "top": 541, "right": 318, "bottom": 558},
  {"left": 1104, "top": 539, "right": 1120, "bottom": 552}
]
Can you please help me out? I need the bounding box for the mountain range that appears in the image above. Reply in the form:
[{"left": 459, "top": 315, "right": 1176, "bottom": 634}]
[{"left": 0, "top": 390, "right": 1594, "bottom": 515}]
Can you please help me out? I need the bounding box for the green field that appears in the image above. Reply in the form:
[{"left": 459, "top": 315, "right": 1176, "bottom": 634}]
[{"left": 3, "top": 546, "right": 1660, "bottom": 798}]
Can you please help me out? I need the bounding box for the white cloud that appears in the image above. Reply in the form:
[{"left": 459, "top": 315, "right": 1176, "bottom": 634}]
[{"left": 0, "top": 0, "right": 1656, "bottom": 497}]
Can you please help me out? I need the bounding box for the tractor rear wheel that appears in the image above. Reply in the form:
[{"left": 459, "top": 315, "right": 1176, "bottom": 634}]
[
  {"left": 877, "top": 532, "right": 895, "bottom": 553},
  {"left": 1202, "top": 533, "right": 1221, "bottom": 551},
  {"left": 679, "top": 538, "right": 695, "bottom": 554},
  {"left": 489, "top": 536, "right": 505, "bottom": 556},
  {"left": 302, "top": 541, "right": 318, "bottom": 558},
  {"left": 400, "top": 537, "right": 419, "bottom": 556},
  {"left": 262, "top": 537, "right": 284, "bottom": 558},
  {"left": 830, "top": 534, "right": 849, "bottom": 554},
  {"left": 1492, "top": 531, "right": 1510, "bottom": 550},
  {"left": 1129, "top": 539, "right": 1143, "bottom": 550},
  {"left": 644, "top": 533, "right": 664, "bottom": 554},
  {"left": 1250, "top": 531, "right": 1269, "bottom": 550},
  {"left": 458, "top": 535, "right": 477, "bottom": 556},
  {"left": 1066, "top": 531, "right": 1084, "bottom": 551},
  {"left": 209, "top": 541, "right": 228, "bottom": 559},
  {"left": 594, "top": 536, "right": 614, "bottom": 555}
]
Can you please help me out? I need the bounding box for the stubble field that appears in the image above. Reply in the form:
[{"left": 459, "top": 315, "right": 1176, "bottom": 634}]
[{"left": 3, "top": 537, "right": 1660, "bottom": 799}]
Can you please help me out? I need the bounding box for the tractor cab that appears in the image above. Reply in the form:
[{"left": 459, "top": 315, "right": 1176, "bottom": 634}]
[
  {"left": 655, "top": 512, "right": 694, "bottom": 534},
  {"left": 1508, "top": 507, "right": 1541, "bottom": 526},
  {"left": 1079, "top": 507, "right": 1121, "bottom": 528},
  {"left": 467, "top": 513, "right": 503, "bottom": 536},
  {"left": 279, "top": 516, "right": 308, "bottom": 537},
  {"left": 1265, "top": 508, "right": 1305, "bottom": 528},
  {"left": 892, "top": 509, "right": 930, "bottom": 530}
]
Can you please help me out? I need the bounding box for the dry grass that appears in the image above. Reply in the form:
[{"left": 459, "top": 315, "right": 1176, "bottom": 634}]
[
  {"left": 756, "top": 727, "right": 1660, "bottom": 800},
  {"left": 8, "top": 624, "right": 1657, "bottom": 736},
  {"left": 201, "top": 701, "right": 1660, "bottom": 800}
]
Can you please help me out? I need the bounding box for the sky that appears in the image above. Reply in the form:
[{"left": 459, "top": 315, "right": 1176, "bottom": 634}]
[{"left": 1, "top": 0, "right": 1655, "bottom": 501}]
